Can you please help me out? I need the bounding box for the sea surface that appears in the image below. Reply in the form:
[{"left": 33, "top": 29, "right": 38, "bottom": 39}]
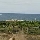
[{"left": 0, "top": 13, "right": 40, "bottom": 21}]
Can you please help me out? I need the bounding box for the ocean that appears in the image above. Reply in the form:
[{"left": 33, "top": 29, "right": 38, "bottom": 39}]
[{"left": 0, "top": 13, "right": 40, "bottom": 21}]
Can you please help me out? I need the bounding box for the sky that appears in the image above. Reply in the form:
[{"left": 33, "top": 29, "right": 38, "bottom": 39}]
[{"left": 0, "top": 0, "right": 40, "bottom": 14}]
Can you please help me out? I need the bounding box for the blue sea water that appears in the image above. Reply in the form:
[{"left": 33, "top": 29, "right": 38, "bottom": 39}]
[{"left": 0, "top": 13, "right": 40, "bottom": 21}]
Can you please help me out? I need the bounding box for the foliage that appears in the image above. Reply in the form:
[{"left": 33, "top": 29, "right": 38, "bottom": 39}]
[{"left": 0, "top": 21, "right": 40, "bottom": 34}]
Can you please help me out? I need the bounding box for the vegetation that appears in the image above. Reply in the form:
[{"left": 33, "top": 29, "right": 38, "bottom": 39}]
[{"left": 0, "top": 20, "right": 40, "bottom": 35}]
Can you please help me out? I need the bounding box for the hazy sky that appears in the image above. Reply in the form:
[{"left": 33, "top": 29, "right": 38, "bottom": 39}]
[{"left": 0, "top": 0, "right": 40, "bottom": 14}]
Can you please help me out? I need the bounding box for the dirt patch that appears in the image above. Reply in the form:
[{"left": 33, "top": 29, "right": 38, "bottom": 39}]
[
  {"left": 0, "top": 33, "right": 40, "bottom": 40},
  {"left": 0, "top": 33, "right": 11, "bottom": 40}
]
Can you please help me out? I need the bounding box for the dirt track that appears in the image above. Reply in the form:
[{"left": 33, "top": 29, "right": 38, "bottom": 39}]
[{"left": 9, "top": 34, "right": 26, "bottom": 40}]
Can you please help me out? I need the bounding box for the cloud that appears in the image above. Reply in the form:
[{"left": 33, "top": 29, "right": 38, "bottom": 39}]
[{"left": 0, "top": 0, "right": 40, "bottom": 14}]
